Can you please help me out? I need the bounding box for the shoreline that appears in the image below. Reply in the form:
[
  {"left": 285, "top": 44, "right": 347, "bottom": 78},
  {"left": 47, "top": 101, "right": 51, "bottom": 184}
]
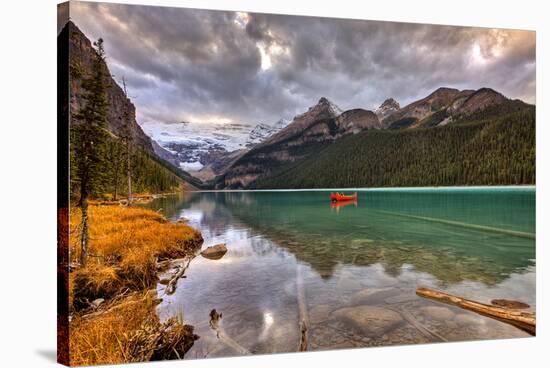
[
  {"left": 190, "top": 184, "right": 536, "bottom": 193},
  {"left": 68, "top": 203, "right": 203, "bottom": 365}
]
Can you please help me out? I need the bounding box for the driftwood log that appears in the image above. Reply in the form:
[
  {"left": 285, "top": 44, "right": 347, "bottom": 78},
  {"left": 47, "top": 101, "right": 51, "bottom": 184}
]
[
  {"left": 296, "top": 265, "right": 309, "bottom": 351},
  {"left": 208, "top": 309, "right": 251, "bottom": 355},
  {"left": 416, "top": 287, "right": 535, "bottom": 335},
  {"left": 165, "top": 257, "right": 194, "bottom": 295}
]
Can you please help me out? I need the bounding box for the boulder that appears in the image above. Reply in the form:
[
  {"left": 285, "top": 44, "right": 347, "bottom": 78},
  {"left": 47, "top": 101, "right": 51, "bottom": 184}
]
[
  {"left": 201, "top": 243, "right": 228, "bottom": 260},
  {"left": 330, "top": 305, "right": 403, "bottom": 336}
]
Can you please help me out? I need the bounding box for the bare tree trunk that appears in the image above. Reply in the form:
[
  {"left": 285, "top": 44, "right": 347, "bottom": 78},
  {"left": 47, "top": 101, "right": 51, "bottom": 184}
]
[
  {"left": 122, "top": 77, "right": 133, "bottom": 207},
  {"left": 79, "top": 194, "right": 89, "bottom": 267},
  {"left": 127, "top": 143, "right": 132, "bottom": 206},
  {"left": 113, "top": 164, "right": 119, "bottom": 201},
  {"left": 296, "top": 265, "right": 309, "bottom": 351}
]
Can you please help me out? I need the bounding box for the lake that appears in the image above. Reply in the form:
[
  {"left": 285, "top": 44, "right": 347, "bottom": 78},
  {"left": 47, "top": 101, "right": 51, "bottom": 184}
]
[{"left": 144, "top": 187, "right": 535, "bottom": 358}]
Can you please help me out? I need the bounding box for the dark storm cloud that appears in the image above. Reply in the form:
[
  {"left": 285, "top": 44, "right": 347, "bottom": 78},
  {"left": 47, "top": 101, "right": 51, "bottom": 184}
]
[{"left": 69, "top": 1, "right": 535, "bottom": 126}]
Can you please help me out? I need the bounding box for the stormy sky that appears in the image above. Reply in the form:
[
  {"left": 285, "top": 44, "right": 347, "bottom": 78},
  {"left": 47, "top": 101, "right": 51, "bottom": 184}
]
[{"left": 67, "top": 1, "right": 536, "bottom": 127}]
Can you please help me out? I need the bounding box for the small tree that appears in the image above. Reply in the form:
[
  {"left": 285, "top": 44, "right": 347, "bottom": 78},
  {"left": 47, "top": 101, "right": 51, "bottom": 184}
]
[{"left": 71, "top": 38, "right": 109, "bottom": 266}]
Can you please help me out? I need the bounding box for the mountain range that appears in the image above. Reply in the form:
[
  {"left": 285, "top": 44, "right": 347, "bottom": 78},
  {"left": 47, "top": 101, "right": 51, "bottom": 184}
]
[
  {"left": 141, "top": 118, "right": 290, "bottom": 180},
  {"left": 214, "top": 86, "right": 534, "bottom": 189}
]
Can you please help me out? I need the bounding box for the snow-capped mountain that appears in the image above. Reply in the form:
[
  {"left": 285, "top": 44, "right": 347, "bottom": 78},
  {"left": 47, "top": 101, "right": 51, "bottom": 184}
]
[
  {"left": 140, "top": 118, "right": 290, "bottom": 173},
  {"left": 246, "top": 118, "right": 290, "bottom": 147}
]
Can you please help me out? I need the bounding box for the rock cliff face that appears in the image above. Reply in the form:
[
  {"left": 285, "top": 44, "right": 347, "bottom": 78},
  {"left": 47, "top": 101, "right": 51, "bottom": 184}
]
[
  {"left": 383, "top": 87, "right": 467, "bottom": 126},
  {"left": 66, "top": 21, "right": 154, "bottom": 153},
  {"left": 450, "top": 88, "right": 508, "bottom": 116},
  {"left": 336, "top": 109, "right": 383, "bottom": 132}
]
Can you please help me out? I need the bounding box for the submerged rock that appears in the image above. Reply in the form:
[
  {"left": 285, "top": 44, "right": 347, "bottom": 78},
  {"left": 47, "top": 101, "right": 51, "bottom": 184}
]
[
  {"left": 421, "top": 306, "right": 455, "bottom": 321},
  {"left": 350, "top": 287, "right": 394, "bottom": 306},
  {"left": 330, "top": 305, "right": 403, "bottom": 336},
  {"left": 309, "top": 304, "right": 332, "bottom": 324},
  {"left": 454, "top": 313, "right": 480, "bottom": 326},
  {"left": 491, "top": 299, "right": 530, "bottom": 309},
  {"left": 201, "top": 243, "right": 228, "bottom": 260}
]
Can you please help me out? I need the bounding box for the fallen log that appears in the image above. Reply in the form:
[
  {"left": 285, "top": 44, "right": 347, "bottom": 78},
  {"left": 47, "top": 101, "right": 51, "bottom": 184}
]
[
  {"left": 165, "top": 257, "right": 194, "bottom": 295},
  {"left": 208, "top": 309, "right": 251, "bottom": 355},
  {"left": 416, "top": 287, "right": 535, "bottom": 335},
  {"left": 296, "top": 265, "right": 309, "bottom": 351},
  {"left": 298, "top": 321, "right": 308, "bottom": 352}
]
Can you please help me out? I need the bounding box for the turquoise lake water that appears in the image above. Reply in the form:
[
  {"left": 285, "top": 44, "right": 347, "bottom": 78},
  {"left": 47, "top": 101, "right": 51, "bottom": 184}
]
[{"left": 145, "top": 187, "right": 535, "bottom": 358}]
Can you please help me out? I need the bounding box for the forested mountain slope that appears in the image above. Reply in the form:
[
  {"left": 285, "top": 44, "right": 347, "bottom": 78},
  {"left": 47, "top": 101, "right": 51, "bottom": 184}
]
[{"left": 252, "top": 102, "right": 535, "bottom": 188}]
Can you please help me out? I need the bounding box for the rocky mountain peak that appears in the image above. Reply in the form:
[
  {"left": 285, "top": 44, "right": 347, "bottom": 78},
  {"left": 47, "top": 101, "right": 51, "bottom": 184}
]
[
  {"left": 376, "top": 98, "right": 400, "bottom": 121},
  {"left": 430, "top": 86, "right": 460, "bottom": 95},
  {"left": 314, "top": 97, "right": 343, "bottom": 116},
  {"left": 380, "top": 98, "right": 400, "bottom": 109},
  {"left": 453, "top": 87, "right": 507, "bottom": 116}
]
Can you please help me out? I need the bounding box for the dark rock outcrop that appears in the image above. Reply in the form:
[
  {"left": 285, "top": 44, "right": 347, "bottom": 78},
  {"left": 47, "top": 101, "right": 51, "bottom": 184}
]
[{"left": 66, "top": 21, "right": 154, "bottom": 153}]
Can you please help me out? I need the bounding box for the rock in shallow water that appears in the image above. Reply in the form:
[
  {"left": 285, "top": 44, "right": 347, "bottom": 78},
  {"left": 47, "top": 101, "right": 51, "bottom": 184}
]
[
  {"left": 349, "top": 287, "right": 395, "bottom": 306},
  {"left": 201, "top": 243, "right": 228, "bottom": 260},
  {"left": 309, "top": 305, "right": 332, "bottom": 324},
  {"left": 421, "top": 306, "right": 455, "bottom": 321},
  {"left": 330, "top": 305, "right": 403, "bottom": 336},
  {"left": 454, "top": 313, "right": 480, "bottom": 326},
  {"left": 491, "top": 299, "right": 530, "bottom": 309}
]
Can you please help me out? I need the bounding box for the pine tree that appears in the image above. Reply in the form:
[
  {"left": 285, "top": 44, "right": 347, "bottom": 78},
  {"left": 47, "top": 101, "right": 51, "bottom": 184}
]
[{"left": 71, "top": 38, "right": 109, "bottom": 266}]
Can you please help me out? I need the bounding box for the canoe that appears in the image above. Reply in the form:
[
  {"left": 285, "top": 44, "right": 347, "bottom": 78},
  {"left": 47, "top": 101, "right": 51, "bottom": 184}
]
[{"left": 330, "top": 192, "right": 358, "bottom": 201}]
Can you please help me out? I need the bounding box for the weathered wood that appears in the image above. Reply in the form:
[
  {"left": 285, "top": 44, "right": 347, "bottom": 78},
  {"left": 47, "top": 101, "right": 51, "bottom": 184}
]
[
  {"left": 298, "top": 321, "right": 308, "bottom": 351},
  {"left": 165, "top": 257, "right": 194, "bottom": 295},
  {"left": 416, "top": 287, "right": 535, "bottom": 335},
  {"left": 208, "top": 309, "right": 251, "bottom": 355}
]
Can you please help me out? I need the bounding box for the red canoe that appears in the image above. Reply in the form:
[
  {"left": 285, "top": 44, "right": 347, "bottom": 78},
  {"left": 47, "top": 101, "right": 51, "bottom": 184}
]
[{"left": 330, "top": 192, "right": 358, "bottom": 202}]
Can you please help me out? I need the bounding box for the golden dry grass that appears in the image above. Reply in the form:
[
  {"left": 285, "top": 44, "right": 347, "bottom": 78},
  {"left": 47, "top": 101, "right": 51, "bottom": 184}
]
[
  {"left": 69, "top": 205, "right": 202, "bottom": 309},
  {"left": 70, "top": 293, "right": 157, "bottom": 366},
  {"left": 68, "top": 205, "right": 202, "bottom": 365},
  {"left": 69, "top": 292, "right": 198, "bottom": 366}
]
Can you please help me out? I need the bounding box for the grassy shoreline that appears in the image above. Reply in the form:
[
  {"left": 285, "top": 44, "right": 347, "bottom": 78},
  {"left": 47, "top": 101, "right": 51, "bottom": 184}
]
[{"left": 68, "top": 204, "right": 203, "bottom": 366}]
